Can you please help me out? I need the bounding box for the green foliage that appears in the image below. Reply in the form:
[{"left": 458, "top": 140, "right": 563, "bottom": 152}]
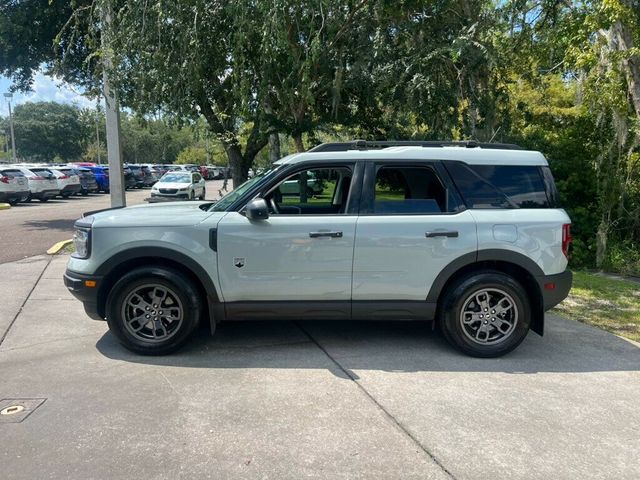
[
  {"left": 176, "top": 146, "right": 208, "bottom": 166},
  {"left": 11, "top": 101, "right": 85, "bottom": 161}
]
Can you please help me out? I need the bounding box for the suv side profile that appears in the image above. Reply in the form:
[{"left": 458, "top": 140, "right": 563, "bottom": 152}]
[{"left": 64, "top": 141, "right": 572, "bottom": 358}]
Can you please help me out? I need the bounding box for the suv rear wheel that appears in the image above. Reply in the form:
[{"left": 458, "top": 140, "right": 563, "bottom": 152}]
[
  {"left": 439, "top": 271, "right": 531, "bottom": 357},
  {"left": 106, "top": 266, "right": 202, "bottom": 355}
]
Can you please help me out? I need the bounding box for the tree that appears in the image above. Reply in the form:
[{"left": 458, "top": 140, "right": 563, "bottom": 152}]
[
  {"left": 176, "top": 146, "right": 208, "bottom": 166},
  {"left": 11, "top": 102, "right": 84, "bottom": 161}
]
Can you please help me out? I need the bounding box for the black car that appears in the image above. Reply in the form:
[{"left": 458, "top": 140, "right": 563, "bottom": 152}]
[
  {"left": 59, "top": 167, "right": 98, "bottom": 195},
  {"left": 128, "top": 165, "right": 155, "bottom": 188}
]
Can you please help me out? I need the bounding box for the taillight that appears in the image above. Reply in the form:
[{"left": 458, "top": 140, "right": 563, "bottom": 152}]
[
  {"left": 59, "top": 175, "right": 69, "bottom": 180},
  {"left": 0, "top": 176, "right": 9, "bottom": 184},
  {"left": 562, "top": 224, "right": 572, "bottom": 258},
  {"left": 32, "top": 176, "right": 45, "bottom": 180}
]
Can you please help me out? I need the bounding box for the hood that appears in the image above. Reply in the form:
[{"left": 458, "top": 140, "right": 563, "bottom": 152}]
[
  {"left": 154, "top": 182, "right": 190, "bottom": 189},
  {"left": 89, "top": 201, "right": 221, "bottom": 228}
]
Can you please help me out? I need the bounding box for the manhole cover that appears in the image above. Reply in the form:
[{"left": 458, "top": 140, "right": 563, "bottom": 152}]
[{"left": 0, "top": 398, "right": 46, "bottom": 423}]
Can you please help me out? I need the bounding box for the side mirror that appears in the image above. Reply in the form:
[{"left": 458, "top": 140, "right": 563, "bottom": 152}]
[{"left": 245, "top": 198, "right": 269, "bottom": 221}]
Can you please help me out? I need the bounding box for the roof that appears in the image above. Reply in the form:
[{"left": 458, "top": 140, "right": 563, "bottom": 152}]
[{"left": 275, "top": 143, "right": 548, "bottom": 167}]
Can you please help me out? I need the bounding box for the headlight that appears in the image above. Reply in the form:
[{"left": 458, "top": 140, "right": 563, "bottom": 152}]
[{"left": 72, "top": 217, "right": 93, "bottom": 259}]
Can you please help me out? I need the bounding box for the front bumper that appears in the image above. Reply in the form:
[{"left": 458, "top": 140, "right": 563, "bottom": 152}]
[
  {"left": 64, "top": 269, "right": 104, "bottom": 320},
  {"left": 151, "top": 192, "right": 190, "bottom": 199},
  {"left": 537, "top": 269, "right": 573, "bottom": 310}
]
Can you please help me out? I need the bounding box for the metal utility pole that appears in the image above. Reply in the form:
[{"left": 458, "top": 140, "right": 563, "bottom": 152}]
[
  {"left": 101, "top": 1, "right": 125, "bottom": 207},
  {"left": 3, "top": 93, "right": 17, "bottom": 163}
]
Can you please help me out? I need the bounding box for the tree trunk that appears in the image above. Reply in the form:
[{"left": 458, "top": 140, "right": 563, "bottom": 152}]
[
  {"left": 293, "top": 133, "right": 305, "bottom": 152},
  {"left": 268, "top": 133, "right": 280, "bottom": 163},
  {"left": 596, "top": 211, "right": 611, "bottom": 269},
  {"left": 224, "top": 143, "right": 248, "bottom": 188},
  {"left": 612, "top": 11, "right": 640, "bottom": 120}
]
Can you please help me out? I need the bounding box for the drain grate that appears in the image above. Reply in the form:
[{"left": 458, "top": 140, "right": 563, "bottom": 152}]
[{"left": 0, "top": 398, "right": 46, "bottom": 423}]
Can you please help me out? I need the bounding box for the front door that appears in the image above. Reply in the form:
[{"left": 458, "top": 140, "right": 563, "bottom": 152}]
[{"left": 216, "top": 165, "right": 358, "bottom": 319}]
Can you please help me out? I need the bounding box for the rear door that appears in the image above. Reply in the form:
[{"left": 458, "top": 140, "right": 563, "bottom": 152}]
[{"left": 352, "top": 161, "right": 477, "bottom": 318}]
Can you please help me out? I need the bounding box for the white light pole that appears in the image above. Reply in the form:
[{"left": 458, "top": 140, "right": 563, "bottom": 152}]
[
  {"left": 95, "top": 110, "right": 101, "bottom": 165},
  {"left": 3, "top": 93, "right": 17, "bottom": 163}
]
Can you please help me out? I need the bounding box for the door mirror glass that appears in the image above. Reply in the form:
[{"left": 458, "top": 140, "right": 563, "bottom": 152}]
[{"left": 245, "top": 198, "right": 269, "bottom": 220}]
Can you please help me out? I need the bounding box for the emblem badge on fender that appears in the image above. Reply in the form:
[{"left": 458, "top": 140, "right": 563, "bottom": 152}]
[{"left": 234, "top": 257, "right": 245, "bottom": 268}]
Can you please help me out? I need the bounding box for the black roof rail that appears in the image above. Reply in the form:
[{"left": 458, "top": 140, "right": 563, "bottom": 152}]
[{"left": 308, "top": 140, "right": 522, "bottom": 152}]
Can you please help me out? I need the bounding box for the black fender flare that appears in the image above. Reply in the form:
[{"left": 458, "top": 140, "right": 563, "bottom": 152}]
[{"left": 426, "top": 249, "right": 545, "bottom": 335}]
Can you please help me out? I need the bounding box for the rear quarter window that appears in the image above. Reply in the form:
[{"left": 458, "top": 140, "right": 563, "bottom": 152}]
[{"left": 446, "top": 162, "right": 555, "bottom": 209}]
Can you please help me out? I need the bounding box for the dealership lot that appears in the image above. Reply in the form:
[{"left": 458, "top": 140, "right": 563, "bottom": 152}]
[
  {"left": 0, "top": 179, "right": 228, "bottom": 264},
  {"left": 0, "top": 254, "right": 638, "bottom": 480}
]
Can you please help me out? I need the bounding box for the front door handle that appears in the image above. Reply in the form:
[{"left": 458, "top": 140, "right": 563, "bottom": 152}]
[
  {"left": 309, "top": 231, "right": 343, "bottom": 238},
  {"left": 425, "top": 231, "right": 459, "bottom": 238}
]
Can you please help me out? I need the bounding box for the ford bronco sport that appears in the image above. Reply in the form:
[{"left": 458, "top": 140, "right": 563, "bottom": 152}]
[{"left": 64, "top": 140, "right": 572, "bottom": 357}]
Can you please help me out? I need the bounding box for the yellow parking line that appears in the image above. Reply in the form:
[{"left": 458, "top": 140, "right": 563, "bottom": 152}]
[{"left": 47, "top": 239, "right": 73, "bottom": 255}]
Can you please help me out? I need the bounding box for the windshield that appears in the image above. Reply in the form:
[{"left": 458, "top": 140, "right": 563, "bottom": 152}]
[
  {"left": 161, "top": 173, "right": 190, "bottom": 183},
  {"left": 210, "top": 167, "right": 280, "bottom": 212}
]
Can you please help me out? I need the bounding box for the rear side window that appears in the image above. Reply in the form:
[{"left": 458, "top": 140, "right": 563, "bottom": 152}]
[
  {"left": 446, "top": 162, "right": 554, "bottom": 209},
  {"left": 0, "top": 169, "right": 25, "bottom": 178},
  {"left": 374, "top": 166, "right": 447, "bottom": 214}
]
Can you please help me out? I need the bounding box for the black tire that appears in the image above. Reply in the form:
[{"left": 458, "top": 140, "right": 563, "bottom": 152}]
[
  {"left": 81, "top": 190, "right": 89, "bottom": 196},
  {"left": 8, "top": 198, "right": 19, "bottom": 206},
  {"left": 438, "top": 271, "right": 531, "bottom": 358},
  {"left": 23, "top": 194, "right": 32, "bottom": 203},
  {"left": 189, "top": 190, "right": 195, "bottom": 201},
  {"left": 199, "top": 189, "right": 206, "bottom": 200},
  {"left": 39, "top": 197, "right": 49, "bottom": 203},
  {"left": 106, "top": 266, "right": 202, "bottom": 355}
]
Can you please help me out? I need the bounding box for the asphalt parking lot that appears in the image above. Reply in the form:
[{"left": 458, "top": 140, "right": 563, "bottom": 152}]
[
  {"left": 1, "top": 254, "right": 638, "bottom": 479},
  {"left": 0, "top": 179, "right": 229, "bottom": 264}
]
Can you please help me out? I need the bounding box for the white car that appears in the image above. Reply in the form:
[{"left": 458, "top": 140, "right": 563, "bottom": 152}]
[
  {"left": 36, "top": 167, "right": 82, "bottom": 198},
  {"left": 12, "top": 166, "right": 60, "bottom": 202},
  {"left": 65, "top": 140, "right": 572, "bottom": 358},
  {"left": 150, "top": 171, "right": 206, "bottom": 200},
  {"left": 0, "top": 167, "right": 30, "bottom": 205}
]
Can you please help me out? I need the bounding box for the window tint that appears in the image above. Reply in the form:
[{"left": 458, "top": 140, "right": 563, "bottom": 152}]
[
  {"left": 470, "top": 165, "right": 549, "bottom": 208},
  {"left": 267, "top": 167, "right": 352, "bottom": 215},
  {"left": 0, "top": 169, "right": 25, "bottom": 178},
  {"left": 373, "top": 166, "right": 446, "bottom": 214}
]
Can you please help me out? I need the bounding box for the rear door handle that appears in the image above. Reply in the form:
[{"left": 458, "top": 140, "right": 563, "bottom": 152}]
[
  {"left": 425, "top": 231, "right": 459, "bottom": 238},
  {"left": 309, "top": 231, "right": 343, "bottom": 238}
]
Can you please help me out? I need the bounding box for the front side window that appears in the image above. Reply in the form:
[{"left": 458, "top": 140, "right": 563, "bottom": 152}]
[
  {"left": 265, "top": 167, "right": 353, "bottom": 215},
  {"left": 373, "top": 166, "right": 447, "bottom": 214}
]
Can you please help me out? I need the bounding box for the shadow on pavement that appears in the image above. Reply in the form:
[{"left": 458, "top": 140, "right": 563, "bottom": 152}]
[
  {"left": 23, "top": 218, "right": 76, "bottom": 231},
  {"left": 96, "top": 317, "right": 640, "bottom": 376}
]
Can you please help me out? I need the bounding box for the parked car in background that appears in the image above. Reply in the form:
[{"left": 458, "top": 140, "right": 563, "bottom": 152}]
[
  {"left": 150, "top": 171, "right": 206, "bottom": 200},
  {"left": 127, "top": 165, "right": 156, "bottom": 187},
  {"left": 85, "top": 166, "right": 110, "bottom": 193},
  {"left": 199, "top": 165, "right": 210, "bottom": 180},
  {"left": 73, "top": 167, "right": 99, "bottom": 195},
  {"left": 12, "top": 166, "right": 60, "bottom": 202},
  {"left": 279, "top": 170, "right": 324, "bottom": 196},
  {"left": 45, "top": 168, "right": 82, "bottom": 198},
  {"left": 0, "top": 167, "right": 30, "bottom": 205}
]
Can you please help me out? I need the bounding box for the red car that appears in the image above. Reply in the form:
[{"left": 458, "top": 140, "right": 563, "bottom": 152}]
[{"left": 198, "top": 165, "right": 210, "bottom": 180}]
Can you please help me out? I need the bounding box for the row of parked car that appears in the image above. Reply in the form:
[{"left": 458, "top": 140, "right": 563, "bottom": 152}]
[{"left": 0, "top": 162, "right": 229, "bottom": 205}]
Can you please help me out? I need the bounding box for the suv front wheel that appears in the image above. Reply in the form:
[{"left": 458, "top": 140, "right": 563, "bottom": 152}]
[
  {"left": 106, "top": 266, "right": 202, "bottom": 355},
  {"left": 439, "top": 271, "right": 531, "bottom": 358}
]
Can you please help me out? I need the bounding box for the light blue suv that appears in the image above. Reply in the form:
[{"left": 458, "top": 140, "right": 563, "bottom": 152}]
[{"left": 64, "top": 140, "right": 572, "bottom": 357}]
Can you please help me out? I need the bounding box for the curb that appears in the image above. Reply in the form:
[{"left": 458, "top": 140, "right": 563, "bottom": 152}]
[
  {"left": 47, "top": 239, "right": 73, "bottom": 255},
  {"left": 0, "top": 203, "right": 10, "bottom": 210}
]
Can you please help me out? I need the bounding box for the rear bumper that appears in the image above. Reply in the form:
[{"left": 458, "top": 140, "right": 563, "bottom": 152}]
[
  {"left": 64, "top": 269, "right": 104, "bottom": 320},
  {"left": 0, "top": 191, "right": 26, "bottom": 202},
  {"left": 32, "top": 189, "right": 60, "bottom": 199},
  {"left": 61, "top": 184, "right": 82, "bottom": 194},
  {"left": 537, "top": 269, "right": 573, "bottom": 310}
]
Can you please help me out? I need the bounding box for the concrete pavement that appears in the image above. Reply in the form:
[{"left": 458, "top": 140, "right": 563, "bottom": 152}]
[{"left": 1, "top": 254, "right": 639, "bottom": 479}]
